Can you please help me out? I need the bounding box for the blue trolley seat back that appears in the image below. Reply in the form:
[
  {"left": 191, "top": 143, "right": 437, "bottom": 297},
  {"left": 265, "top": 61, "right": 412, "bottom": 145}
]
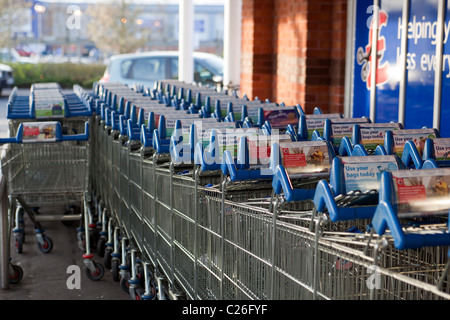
[
  {"left": 320, "top": 117, "right": 371, "bottom": 154},
  {"left": 254, "top": 105, "right": 299, "bottom": 133},
  {"left": 220, "top": 133, "right": 294, "bottom": 182},
  {"left": 339, "top": 122, "right": 403, "bottom": 157},
  {"left": 194, "top": 124, "right": 258, "bottom": 172},
  {"left": 294, "top": 113, "right": 343, "bottom": 141},
  {"left": 171, "top": 121, "right": 238, "bottom": 166},
  {"left": 423, "top": 137, "right": 450, "bottom": 168},
  {"left": 313, "top": 154, "right": 403, "bottom": 222},
  {"left": 372, "top": 168, "right": 450, "bottom": 250},
  {"left": 169, "top": 117, "right": 221, "bottom": 166},
  {"left": 271, "top": 139, "right": 336, "bottom": 203},
  {"left": 382, "top": 128, "right": 440, "bottom": 161}
]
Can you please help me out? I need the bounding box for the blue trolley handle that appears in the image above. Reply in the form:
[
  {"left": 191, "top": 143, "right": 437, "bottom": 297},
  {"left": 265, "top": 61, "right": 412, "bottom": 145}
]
[
  {"left": 0, "top": 121, "right": 89, "bottom": 144},
  {"left": 61, "top": 122, "right": 89, "bottom": 142}
]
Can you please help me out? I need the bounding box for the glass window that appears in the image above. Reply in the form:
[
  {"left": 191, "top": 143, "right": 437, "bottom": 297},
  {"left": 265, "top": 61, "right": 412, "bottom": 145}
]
[
  {"left": 120, "top": 60, "right": 133, "bottom": 78},
  {"left": 122, "top": 58, "right": 166, "bottom": 81},
  {"left": 194, "top": 62, "right": 213, "bottom": 83},
  {"left": 169, "top": 58, "right": 178, "bottom": 79}
]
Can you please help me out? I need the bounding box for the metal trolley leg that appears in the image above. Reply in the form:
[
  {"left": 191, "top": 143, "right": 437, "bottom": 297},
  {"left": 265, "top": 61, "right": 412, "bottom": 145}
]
[
  {"left": 119, "top": 236, "right": 131, "bottom": 293},
  {"left": 82, "top": 195, "right": 104, "bottom": 281},
  {"left": 141, "top": 262, "right": 156, "bottom": 300}
]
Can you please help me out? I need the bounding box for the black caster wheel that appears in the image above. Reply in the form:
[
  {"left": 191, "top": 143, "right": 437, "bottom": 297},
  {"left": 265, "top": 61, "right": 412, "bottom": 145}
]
[
  {"left": 111, "top": 259, "right": 120, "bottom": 281},
  {"left": 86, "top": 261, "right": 105, "bottom": 281},
  {"left": 96, "top": 237, "right": 106, "bottom": 258},
  {"left": 133, "top": 287, "right": 145, "bottom": 300},
  {"left": 9, "top": 264, "right": 23, "bottom": 284},
  {"left": 137, "top": 265, "right": 146, "bottom": 288},
  {"left": 37, "top": 235, "right": 53, "bottom": 253},
  {"left": 103, "top": 247, "right": 112, "bottom": 269},
  {"left": 120, "top": 276, "right": 130, "bottom": 294}
]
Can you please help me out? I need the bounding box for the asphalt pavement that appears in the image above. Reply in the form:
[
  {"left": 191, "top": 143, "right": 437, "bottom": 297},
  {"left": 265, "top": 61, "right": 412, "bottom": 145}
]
[{"left": 0, "top": 88, "right": 130, "bottom": 300}]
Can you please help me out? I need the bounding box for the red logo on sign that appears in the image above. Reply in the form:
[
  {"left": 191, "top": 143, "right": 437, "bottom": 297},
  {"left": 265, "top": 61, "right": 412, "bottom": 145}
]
[{"left": 356, "top": 9, "right": 390, "bottom": 90}]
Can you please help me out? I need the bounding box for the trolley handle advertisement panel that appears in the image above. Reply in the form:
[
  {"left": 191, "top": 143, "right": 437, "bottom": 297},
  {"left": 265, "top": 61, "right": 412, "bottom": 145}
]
[{"left": 0, "top": 121, "right": 89, "bottom": 144}]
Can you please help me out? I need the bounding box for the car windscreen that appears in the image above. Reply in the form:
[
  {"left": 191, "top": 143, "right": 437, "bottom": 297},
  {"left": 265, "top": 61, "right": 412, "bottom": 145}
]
[{"left": 121, "top": 57, "right": 166, "bottom": 81}]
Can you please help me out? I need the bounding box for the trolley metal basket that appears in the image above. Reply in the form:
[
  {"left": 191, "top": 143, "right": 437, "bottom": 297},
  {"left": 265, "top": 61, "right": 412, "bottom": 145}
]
[{"left": 0, "top": 120, "right": 104, "bottom": 280}]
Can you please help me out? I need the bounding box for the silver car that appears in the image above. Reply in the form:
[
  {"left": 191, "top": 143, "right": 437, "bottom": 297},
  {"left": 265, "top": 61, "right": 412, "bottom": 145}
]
[
  {"left": 99, "top": 51, "right": 224, "bottom": 89},
  {"left": 0, "top": 63, "right": 14, "bottom": 96}
]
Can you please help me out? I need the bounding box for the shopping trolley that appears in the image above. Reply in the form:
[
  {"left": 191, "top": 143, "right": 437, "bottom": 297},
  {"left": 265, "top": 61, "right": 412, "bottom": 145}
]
[{"left": 0, "top": 120, "right": 104, "bottom": 280}]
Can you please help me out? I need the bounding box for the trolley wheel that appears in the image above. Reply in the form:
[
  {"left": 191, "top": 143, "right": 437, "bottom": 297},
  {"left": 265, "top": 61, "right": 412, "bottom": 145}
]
[
  {"left": 37, "top": 235, "right": 53, "bottom": 253},
  {"left": 15, "top": 235, "right": 23, "bottom": 254},
  {"left": 96, "top": 237, "right": 106, "bottom": 258},
  {"left": 85, "top": 261, "right": 105, "bottom": 281},
  {"left": 137, "top": 265, "right": 145, "bottom": 288},
  {"left": 133, "top": 287, "right": 144, "bottom": 300},
  {"left": 9, "top": 264, "right": 23, "bottom": 284},
  {"left": 111, "top": 259, "right": 120, "bottom": 281},
  {"left": 120, "top": 277, "right": 130, "bottom": 294},
  {"left": 103, "top": 247, "right": 112, "bottom": 269}
]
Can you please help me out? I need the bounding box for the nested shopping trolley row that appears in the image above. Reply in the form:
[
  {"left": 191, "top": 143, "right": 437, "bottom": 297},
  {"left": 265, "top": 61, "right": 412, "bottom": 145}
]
[
  {"left": 81, "top": 80, "right": 450, "bottom": 300},
  {"left": 2, "top": 80, "right": 450, "bottom": 299}
]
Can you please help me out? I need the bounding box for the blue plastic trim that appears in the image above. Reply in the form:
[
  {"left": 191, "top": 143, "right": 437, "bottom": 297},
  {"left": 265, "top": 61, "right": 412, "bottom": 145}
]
[
  {"left": 140, "top": 125, "right": 152, "bottom": 148},
  {"left": 152, "top": 129, "right": 170, "bottom": 154},
  {"left": 350, "top": 144, "right": 369, "bottom": 156},
  {"left": 126, "top": 119, "right": 141, "bottom": 141},
  {"left": 401, "top": 140, "right": 424, "bottom": 169},
  {"left": 271, "top": 165, "right": 317, "bottom": 202},
  {"left": 374, "top": 145, "right": 387, "bottom": 155},
  {"left": 194, "top": 129, "right": 221, "bottom": 171},
  {"left": 311, "top": 130, "right": 324, "bottom": 141},
  {"left": 61, "top": 122, "right": 89, "bottom": 141},
  {"left": 338, "top": 137, "right": 353, "bottom": 156},
  {"left": 313, "top": 107, "right": 323, "bottom": 114}
]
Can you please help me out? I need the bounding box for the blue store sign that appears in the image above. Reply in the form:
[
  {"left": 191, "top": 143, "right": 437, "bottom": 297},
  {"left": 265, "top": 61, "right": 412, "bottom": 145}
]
[{"left": 349, "top": 0, "right": 450, "bottom": 137}]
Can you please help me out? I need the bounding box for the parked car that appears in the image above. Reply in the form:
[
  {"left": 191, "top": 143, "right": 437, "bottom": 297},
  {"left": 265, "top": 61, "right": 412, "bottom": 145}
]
[
  {"left": 99, "top": 51, "right": 224, "bottom": 89},
  {"left": 0, "top": 63, "right": 14, "bottom": 96},
  {"left": 0, "top": 48, "right": 38, "bottom": 64}
]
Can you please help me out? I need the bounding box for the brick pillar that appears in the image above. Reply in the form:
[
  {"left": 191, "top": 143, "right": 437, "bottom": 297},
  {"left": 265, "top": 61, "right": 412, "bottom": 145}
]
[
  {"left": 241, "top": 0, "right": 348, "bottom": 114},
  {"left": 240, "top": 0, "right": 274, "bottom": 101},
  {"left": 328, "top": 0, "right": 348, "bottom": 114}
]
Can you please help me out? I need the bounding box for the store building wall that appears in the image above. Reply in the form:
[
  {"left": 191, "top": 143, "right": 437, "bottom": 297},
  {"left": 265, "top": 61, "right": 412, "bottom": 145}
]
[{"left": 240, "top": 0, "right": 348, "bottom": 114}]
